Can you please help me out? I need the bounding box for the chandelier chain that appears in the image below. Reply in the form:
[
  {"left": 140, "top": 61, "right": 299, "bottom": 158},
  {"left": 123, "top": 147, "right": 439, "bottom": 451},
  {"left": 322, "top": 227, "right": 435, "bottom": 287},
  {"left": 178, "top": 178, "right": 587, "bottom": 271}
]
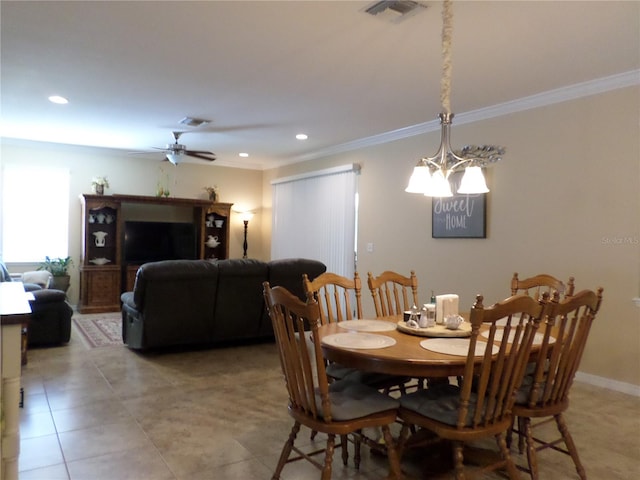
[{"left": 440, "top": 0, "right": 453, "bottom": 114}]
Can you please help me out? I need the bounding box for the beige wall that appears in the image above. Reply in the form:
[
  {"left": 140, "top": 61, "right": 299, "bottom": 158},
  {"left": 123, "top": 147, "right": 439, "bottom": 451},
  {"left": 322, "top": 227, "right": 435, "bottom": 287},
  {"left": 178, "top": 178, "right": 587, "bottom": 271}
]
[
  {"left": 1, "top": 86, "right": 638, "bottom": 389},
  {"left": 265, "top": 86, "right": 640, "bottom": 388}
]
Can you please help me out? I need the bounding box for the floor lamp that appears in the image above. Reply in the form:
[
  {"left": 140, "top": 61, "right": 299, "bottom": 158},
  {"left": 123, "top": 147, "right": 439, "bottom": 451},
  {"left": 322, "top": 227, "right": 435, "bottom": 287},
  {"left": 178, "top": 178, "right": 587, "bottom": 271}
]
[{"left": 240, "top": 211, "right": 254, "bottom": 259}]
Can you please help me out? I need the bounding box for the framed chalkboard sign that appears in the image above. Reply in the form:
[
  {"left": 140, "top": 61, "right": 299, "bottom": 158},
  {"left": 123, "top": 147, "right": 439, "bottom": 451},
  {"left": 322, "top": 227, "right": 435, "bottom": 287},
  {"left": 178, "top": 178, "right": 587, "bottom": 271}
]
[{"left": 432, "top": 171, "right": 487, "bottom": 238}]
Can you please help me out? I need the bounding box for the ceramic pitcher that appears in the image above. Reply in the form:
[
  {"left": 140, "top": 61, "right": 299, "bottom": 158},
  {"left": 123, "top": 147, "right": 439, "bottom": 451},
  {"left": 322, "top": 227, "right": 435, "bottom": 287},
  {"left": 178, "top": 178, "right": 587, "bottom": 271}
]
[{"left": 93, "top": 231, "right": 108, "bottom": 247}]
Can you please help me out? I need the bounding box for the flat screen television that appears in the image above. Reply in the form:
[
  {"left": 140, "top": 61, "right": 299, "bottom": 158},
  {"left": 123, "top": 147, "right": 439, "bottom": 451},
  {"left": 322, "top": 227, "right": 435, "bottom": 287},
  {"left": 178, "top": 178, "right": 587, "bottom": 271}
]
[{"left": 124, "top": 221, "right": 198, "bottom": 264}]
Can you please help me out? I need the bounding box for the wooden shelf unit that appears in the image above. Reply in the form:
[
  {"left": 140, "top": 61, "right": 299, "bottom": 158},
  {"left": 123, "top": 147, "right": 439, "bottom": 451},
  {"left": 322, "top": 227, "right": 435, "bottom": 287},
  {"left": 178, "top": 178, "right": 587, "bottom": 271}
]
[{"left": 79, "top": 194, "right": 232, "bottom": 313}]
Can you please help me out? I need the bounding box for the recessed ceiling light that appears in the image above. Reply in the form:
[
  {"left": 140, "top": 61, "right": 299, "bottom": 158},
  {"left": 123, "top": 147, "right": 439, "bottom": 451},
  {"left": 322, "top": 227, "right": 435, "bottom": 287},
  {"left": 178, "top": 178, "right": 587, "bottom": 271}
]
[
  {"left": 239, "top": 152, "right": 249, "bottom": 157},
  {"left": 296, "top": 133, "right": 308, "bottom": 140},
  {"left": 48, "top": 95, "right": 68, "bottom": 104}
]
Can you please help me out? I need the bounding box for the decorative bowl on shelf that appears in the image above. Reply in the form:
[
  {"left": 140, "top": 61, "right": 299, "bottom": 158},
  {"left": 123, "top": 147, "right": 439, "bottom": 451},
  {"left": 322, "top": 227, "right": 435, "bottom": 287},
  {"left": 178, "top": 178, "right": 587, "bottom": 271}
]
[{"left": 89, "top": 257, "right": 111, "bottom": 265}]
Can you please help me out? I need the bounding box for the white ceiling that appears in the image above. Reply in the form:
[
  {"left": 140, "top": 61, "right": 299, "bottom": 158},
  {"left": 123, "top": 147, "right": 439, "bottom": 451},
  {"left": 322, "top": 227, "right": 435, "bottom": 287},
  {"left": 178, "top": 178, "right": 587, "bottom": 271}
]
[{"left": 1, "top": 1, "right": 638, "bottom": 170}]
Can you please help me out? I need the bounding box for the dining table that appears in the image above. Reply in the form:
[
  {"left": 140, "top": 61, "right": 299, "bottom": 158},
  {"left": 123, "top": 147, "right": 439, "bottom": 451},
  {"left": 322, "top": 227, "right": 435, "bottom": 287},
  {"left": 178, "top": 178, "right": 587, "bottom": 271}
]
[
  {"left": 318, "top": 315, "right": 476, "bottom": 380},
  {"left": 318, "top": 313, "right": 550, "bottom": 382}
]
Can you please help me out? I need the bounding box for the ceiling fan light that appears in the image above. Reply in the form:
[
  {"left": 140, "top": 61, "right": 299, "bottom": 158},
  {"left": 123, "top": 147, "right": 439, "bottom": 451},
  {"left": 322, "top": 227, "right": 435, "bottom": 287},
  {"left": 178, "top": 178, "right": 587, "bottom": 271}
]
[
  {"left": 457, "top": 166, "right": 489, "bottom": 194},
  {"left": 166, "top": 152, "right": 182, "bottom": 165},
  {"left": 405, "top": 165, "right": 431, "bottom": 193}
]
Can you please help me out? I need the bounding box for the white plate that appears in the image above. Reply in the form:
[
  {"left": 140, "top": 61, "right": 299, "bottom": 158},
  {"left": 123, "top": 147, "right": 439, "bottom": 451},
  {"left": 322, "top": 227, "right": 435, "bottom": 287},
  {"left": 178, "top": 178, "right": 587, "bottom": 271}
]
[
  {"left": 322, "top": 333, "right": 396, "bottom": 350},
  {"left": 337, "top": 319, "right": 396, "bottom": 332},
  {"left": 481, "top": 329, "right": 554, "bottom": 346},
  {"left": 420, "top": 338, "right": 499, "bottom": 357}
]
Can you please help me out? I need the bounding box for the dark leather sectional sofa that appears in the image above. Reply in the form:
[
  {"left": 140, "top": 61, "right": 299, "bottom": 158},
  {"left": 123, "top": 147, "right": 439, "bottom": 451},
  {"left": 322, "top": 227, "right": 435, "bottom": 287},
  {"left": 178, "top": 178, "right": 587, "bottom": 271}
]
[{"left": 120, "top": 258, "right": 326, "bottom": 350}]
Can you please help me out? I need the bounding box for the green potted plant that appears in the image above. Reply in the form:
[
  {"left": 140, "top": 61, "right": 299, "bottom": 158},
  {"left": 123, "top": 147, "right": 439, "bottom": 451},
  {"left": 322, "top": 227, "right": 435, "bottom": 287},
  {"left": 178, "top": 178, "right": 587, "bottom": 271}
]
[{"left": 38, "top": 256, "right": 73, "bottom": 292}]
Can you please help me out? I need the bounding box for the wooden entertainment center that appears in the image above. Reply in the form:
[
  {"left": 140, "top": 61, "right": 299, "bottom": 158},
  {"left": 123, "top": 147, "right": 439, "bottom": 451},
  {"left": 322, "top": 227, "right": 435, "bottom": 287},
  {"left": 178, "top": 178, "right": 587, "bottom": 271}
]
[{"left": 79, "top": 194, "right": 232, "bottom": 313}]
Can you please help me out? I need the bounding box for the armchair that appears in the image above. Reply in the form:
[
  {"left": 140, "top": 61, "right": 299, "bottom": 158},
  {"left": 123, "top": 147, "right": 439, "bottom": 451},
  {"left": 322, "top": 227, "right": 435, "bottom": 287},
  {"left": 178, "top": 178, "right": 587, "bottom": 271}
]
[{"left": 0, "top": 261, "right": 72, "bottom": 346}]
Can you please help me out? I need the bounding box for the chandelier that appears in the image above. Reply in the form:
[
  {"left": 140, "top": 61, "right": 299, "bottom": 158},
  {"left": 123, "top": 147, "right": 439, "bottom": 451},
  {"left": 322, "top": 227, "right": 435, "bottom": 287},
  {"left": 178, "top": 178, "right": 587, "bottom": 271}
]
[{"left": 405, "top": 0, "right": 505, "bottom": 197}]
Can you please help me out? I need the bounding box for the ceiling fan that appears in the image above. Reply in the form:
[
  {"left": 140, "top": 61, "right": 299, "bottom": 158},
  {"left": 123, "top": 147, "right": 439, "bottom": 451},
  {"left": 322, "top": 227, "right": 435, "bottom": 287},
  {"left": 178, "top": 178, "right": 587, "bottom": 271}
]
[{"left": 154, "top": 131, "right": 216, "bottom": 165}]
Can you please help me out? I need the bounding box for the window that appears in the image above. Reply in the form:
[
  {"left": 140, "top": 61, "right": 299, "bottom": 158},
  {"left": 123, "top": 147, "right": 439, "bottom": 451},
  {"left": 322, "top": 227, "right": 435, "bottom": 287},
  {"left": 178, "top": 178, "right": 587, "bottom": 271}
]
[
  {"left": 1, "top": 165, "right": 70, "bottom": 262},
  {"left": 271, "top": 164, "right": 359, "bottom": 278}
]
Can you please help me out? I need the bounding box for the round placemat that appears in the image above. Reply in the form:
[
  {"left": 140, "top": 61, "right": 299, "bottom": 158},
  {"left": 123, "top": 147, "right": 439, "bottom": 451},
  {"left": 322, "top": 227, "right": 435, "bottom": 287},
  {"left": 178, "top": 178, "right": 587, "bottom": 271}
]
[
  {"left": 337, "top": 319, "right": 397, "bottom": 332},
  {"left": 481, "top": 329, "right": 554, "bottom": 345},
  {"left": 420, "top": 338, "right": 499, "bottom": 357},
  {"left": 322, "top": 332, "right": 396, "bottom": 350}
]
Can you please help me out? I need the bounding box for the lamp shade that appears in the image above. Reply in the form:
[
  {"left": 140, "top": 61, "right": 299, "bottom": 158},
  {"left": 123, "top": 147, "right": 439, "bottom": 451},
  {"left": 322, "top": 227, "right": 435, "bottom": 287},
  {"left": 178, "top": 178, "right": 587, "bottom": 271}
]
[
  {"left": 405, "top": 165, "right": 431, "bottom": 194},
  {"left": 425, "top": 169, "right": 453, "bottom": 197},
  {"left": 457, "top": 166, "right": 489, "bottom": 194},
  {"left": 240, "top": 211, "right": 254, "bottom": 222}
]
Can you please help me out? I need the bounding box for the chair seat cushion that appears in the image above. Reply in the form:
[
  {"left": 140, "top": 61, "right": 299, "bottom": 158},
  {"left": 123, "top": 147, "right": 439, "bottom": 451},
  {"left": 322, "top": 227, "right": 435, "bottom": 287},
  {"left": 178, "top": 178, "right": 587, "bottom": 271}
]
[
  {"left": 317, "top": 379, "right": 399, "bottom": 421},
  {"left": 399, "top": 383, "right": 471, "bottom": 426},
  {"left": 342, "top": 369, "right": 411, "bottom": 391},
  {"left": 325, "top": 363, "right": 404, "bottom": 385},
  {"left": 514, "top": 375, "right": 547, "bottom": 405},
  {"left": 326, "top": 362, "right": 356, "bottom": 380}
]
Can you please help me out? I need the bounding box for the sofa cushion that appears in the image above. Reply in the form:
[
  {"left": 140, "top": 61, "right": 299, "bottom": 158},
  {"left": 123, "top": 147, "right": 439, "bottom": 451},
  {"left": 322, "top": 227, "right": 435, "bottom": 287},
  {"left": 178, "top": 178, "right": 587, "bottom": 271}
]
[
  {"left": 28, "top": 289, "right": 72, "bottom": 346},
  {"left": 268, "top": 258, "right": 327, "bottom": 302},
  {"left": 211, "top": 259, "right": 270, "bottom": 340},
  {"left": 264, "top": 258, "right": 327, "bottom": 336},
  {"left": 30, "top": 288, "right": 66, "bottom": 304},
  {"left": 22, "top": 271, "right": 52, "bottom": 288},
  {"left": 129, "top": 260, "right": 219, "bottom": 348}
]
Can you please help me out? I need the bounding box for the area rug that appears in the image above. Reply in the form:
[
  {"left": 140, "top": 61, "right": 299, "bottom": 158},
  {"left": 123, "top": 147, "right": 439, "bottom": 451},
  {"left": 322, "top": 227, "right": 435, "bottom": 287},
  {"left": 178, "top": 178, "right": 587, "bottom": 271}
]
[{"left": 73, "top": 313, "right": 123, "bottom": 348}]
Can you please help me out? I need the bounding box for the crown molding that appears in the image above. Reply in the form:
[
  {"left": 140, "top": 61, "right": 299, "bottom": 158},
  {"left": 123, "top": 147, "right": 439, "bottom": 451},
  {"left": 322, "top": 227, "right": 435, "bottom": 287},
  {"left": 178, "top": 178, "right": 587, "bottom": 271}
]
[{"left": 287, "top": 70, "right": 640, "bottom": 165}]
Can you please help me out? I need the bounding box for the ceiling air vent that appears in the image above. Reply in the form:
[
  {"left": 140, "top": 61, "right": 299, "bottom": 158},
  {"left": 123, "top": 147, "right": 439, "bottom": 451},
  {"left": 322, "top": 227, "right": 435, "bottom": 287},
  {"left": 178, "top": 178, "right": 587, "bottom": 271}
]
[{"left": 364, "top": 1, "right": 426, "bottom": 21}]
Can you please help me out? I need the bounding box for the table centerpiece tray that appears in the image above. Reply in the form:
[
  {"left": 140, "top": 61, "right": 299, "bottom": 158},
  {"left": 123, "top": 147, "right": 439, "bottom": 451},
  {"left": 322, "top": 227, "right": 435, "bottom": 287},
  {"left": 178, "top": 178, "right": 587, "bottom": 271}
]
[{"left": 396, "top": 320, "right": 471, "bottom": 338}]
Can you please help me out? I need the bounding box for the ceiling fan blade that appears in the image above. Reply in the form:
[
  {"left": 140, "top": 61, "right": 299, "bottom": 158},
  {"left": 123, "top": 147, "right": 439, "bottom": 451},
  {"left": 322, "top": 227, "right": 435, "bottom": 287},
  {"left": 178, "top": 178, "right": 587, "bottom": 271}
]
[
  {"left": 185, "top": 151, "right": 216, "bottom": 161},
  {"left": 185, "top": 149, "right": 215, "bottom": 155}
]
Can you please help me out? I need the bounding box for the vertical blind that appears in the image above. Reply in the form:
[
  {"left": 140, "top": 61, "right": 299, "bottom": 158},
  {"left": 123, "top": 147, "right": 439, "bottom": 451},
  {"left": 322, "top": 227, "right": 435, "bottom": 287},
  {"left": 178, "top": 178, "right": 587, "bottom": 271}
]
[{"left": 271, "top": 164, "right": 359, "bottom": 278}]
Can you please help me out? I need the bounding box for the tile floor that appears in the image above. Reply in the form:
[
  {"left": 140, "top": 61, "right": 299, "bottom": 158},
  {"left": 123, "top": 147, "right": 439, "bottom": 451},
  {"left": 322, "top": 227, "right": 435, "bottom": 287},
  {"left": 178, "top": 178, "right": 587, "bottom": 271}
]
[{"left": 19, "top": 316, "right": 640, "bottom": 479}]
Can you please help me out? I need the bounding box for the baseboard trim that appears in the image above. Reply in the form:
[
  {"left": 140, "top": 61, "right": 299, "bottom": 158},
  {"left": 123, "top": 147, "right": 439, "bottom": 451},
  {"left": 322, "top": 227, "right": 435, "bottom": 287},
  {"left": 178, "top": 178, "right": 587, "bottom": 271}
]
[{"left": 575, "top": 371, "right": 640, "bottom": 397}]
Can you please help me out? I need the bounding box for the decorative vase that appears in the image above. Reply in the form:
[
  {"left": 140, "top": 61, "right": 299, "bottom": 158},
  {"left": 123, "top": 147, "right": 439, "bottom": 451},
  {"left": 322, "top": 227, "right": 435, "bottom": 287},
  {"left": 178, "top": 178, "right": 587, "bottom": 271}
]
[
  {"left": 208, "top": 191, "right": 217, "bottom": 202},
  {"left": 95, "top": 184, "right": 104, "bottom": 195},
  {"left": 93, "top": 231, "right": 108, "bottom": 247}
]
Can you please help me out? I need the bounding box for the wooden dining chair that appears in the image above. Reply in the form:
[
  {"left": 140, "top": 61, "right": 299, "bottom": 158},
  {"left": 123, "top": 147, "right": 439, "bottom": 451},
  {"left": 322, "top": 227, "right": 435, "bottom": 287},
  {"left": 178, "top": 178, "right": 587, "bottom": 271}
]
[
  {"left": 511, "top": 272, "right": 575, "bottom": 301},
  {"left": 263, "top": 282, "right": 403, "bottom": 480},
  {"left": 367, "top": 270, "right": 419, "bottom": 318},
  {"left": 397, "top": 293, "right": 550, "bottom": 480},
  {"left": 367, "top": 269, "right": 436, "bottom": 391},
  {"left": 303, "top": 271, "right": 363, "bottom": 325},
  {"left": 302, "top": 271, "right": 411, "bottom": 465},
  {"left": 303, "top": 271, "right": 363, "bottom": 384},
  {"left": 510, "top": 287, "right": 603, "bottom": 480}
]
